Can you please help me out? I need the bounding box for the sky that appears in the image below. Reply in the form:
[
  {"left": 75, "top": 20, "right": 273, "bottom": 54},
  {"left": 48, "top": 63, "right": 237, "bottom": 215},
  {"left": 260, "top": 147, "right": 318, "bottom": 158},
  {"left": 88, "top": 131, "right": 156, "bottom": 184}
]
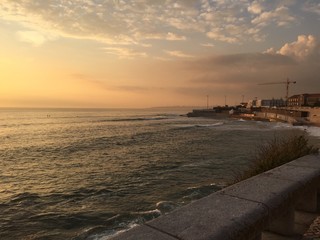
[{"left": 0, "top": 0, "right": 319, "bottom": 108}]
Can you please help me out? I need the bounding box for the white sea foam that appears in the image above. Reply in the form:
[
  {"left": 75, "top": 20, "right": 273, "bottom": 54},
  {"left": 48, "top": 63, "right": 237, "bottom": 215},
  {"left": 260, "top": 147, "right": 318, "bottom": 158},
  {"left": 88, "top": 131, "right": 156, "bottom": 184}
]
[
  {"left": 298, "top": 126, "right": 320, "bottom": 138},
  {"left": 89, "top": 222, "right": 140, "bottom": 240},
  {"left": 271, "top": 122, "right": 293, "bottom": 129},
  {"left": 196, "top": 122, "right": 224, "bottom": 127},
  {"left": 238, "top": 118, "right": 247, "bottom": 122},
  {"left": 175, "top": 122, "right": 224, "bottom": 129}
]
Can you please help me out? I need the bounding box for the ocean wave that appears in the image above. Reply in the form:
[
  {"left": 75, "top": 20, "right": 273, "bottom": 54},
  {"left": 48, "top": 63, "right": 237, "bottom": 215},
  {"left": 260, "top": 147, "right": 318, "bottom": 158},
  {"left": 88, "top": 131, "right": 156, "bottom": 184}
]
[
  {"left": 86, "top": 222, "right": 140, "bottom": 240},
  {"left": 96, "top": 116, "right": 171, "bottom": 123},
  {"left": 9, "top": 192, "right": 41, "bottom": 205},
  {"left": 271, "top": 122, "right": 293, "bottom": 129},
  {"left": 295, "top": 126, "right": 320, "bottom": 138},
  {"left": 173, "top": 122, "right": 224, "bottom": 129},
  {"left": 85, "top": 184, "right": 222, "bottom": 239},
  {"left": 156, "top": 201, "right": 179, "bottom": 214},
  {"left": 237, "top": 118, "right": 247, "bottom": 122},
  {"left": 83, "top": 210, "right": 162, "bottom": 240},
  {"left": 180, "top": 183, "right": 222, "bottom": 202}
]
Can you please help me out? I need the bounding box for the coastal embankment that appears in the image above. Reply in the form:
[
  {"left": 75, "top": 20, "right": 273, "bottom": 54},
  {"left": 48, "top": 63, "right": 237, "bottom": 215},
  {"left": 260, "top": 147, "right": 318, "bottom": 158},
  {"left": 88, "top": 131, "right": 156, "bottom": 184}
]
[
  {"left": 188, "top": 107, "right": 320, "bottom": 127},
  {"left": 254, "top": 107, "right": 320, "bottom": 126}
]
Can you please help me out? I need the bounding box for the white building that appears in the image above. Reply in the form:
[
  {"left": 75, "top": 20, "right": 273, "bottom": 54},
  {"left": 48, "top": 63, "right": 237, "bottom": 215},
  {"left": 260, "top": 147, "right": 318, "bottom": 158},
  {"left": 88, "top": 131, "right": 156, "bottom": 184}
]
[{"left": 247, "top": 99, "right": 285, "bottom": 108}]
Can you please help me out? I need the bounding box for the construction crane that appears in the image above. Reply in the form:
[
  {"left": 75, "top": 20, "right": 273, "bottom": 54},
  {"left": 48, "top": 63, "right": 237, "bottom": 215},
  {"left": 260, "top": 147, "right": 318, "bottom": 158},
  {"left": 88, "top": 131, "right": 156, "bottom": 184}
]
[{"left": 258, "top": 78, "right": 296, "bottom": 102}]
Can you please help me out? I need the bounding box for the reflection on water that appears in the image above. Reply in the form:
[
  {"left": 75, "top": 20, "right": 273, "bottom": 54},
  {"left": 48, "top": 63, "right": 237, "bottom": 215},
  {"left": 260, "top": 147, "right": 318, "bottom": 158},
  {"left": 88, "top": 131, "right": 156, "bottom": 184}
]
[{"left": 0, "top": 108, "right": 318, "bottom": 239}]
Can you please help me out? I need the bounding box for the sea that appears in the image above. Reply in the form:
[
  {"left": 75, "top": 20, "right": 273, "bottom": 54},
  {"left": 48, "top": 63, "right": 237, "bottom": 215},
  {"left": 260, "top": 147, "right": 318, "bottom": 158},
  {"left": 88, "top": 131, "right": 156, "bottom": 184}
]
[{"left": 1, "top": 107, "right": 320, "bottom": 240}]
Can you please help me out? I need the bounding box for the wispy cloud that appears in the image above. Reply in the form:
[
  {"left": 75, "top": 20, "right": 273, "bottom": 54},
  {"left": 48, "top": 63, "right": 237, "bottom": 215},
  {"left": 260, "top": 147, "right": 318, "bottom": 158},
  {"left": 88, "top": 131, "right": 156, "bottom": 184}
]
[
  {"left": 166, "top": 32, "right": 187, "bottom": 41},
  {"left": 0, "top": 0, "right": 298, "bottom": 44},
  {"left": 206, "top": 29, "right": 238, "bottom": 44},
  {"left": 0, "top": 0, "right": 312, "bottom": 59},
  {"left": 103, "top": 47, "right": 147, "bottom": 59},
  {"left": 251, "top": 6, "right": 296, "bottom": 27},
  {"left": 165, "top": 50, "right": 194, "bottom": 58},
  {"left": 16, "top": 31, "right": 49, "bottom": 46},
  {"left": 303, "top": 1, "right": 320, "bottom": 15}
]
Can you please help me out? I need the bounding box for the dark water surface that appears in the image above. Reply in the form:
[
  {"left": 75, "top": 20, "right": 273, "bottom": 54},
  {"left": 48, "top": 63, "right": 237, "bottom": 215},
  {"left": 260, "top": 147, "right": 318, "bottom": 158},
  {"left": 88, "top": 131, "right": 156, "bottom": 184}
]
[{"left": 0, "top": 108, "right": 319, "bottom": 239}]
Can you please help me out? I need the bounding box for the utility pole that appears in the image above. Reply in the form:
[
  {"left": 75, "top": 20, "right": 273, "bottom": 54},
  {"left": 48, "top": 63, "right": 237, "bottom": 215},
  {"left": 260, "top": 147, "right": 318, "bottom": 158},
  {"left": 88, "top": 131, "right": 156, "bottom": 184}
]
[{"left": 206, "top": 95, "right": 209, "bottom": 109}]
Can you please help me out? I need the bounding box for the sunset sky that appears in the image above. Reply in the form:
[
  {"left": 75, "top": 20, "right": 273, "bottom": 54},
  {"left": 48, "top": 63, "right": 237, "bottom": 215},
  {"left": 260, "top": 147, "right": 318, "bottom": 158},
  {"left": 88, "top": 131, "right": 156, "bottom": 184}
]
[{"left": 0, "top": 0, "right": 319, "bottom": 108}]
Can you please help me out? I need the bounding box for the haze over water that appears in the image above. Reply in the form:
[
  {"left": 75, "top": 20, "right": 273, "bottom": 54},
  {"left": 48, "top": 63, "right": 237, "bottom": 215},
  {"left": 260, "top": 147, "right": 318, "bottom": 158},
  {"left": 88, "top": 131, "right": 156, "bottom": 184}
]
[{"left": 1, "top": 108, "right": 319, "bottom": 240}]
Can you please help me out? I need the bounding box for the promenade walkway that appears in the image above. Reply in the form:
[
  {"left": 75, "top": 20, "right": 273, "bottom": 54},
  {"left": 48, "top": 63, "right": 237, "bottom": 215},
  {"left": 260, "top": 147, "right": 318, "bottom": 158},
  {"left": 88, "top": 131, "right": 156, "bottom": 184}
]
[{"left": 262, "top": 211, "right": 319, "bottom": 239}]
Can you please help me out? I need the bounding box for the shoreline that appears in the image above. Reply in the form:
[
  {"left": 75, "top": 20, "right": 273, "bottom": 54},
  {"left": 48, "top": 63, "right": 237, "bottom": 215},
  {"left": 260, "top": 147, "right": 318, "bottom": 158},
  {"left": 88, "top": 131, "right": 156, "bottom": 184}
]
[
  {"left": 187, "top": 107, "right": 320, "bottom": 127},
  {"left": 230, "top": 114, "right": 320, "bottom": 127}
]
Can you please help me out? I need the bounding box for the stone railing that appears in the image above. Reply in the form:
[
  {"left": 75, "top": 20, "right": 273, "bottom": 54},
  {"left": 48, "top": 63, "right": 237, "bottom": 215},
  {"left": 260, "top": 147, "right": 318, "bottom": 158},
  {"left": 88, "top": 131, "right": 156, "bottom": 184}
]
[{"left": 111, "top": 154, "right": 320, "bottom": 240}]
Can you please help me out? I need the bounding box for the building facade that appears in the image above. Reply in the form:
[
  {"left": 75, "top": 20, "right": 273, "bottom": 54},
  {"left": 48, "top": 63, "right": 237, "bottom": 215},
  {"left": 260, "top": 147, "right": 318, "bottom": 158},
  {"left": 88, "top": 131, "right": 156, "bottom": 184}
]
[
  {"left": 288, "top": 94, "right": 320, "bottom": 107},
  {"left": 247, "top": 98, "right": 285, "bottom": 108}
]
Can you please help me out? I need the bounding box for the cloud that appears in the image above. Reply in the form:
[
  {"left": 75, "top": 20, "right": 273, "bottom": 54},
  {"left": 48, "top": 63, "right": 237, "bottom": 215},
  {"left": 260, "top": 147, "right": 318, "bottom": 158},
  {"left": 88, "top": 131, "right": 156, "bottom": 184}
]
[
  {"left": 303, "top": 1, "right": 320, "bottom": 15},
  {"left": 179, "top": 36, "right": 320, "bottom": 102},
  {"left": 0, "top": 0, "right": 300, "bottom": 49},
  {"left": 192, "top": 35, "right": 320, "bottom": 75},
  {"left": 251, "top": 6, "right": 296, "bottom": 27},
  {"left": 190, "top": 53, "right": 295, "bottom": 74},
  {"left": 248, "top": 1, "right": 264, "bottom": 14},
  {"left": 165, "top": 50, "right": 194, "bottom": 58},
  {"left": 136, "top": 32, "right": 186, "bottom": 41},
  {"left": 166, "top": 32, "right": 187, "bottom": 41},
  {"left": 206, "top": 29, "right": 238, "bottom": 44},
  {"left": 16, "top": 31, "right": 48, "bottom": 46},
  {"left": 275, "top": 35, "right": 320, "bottom": 61},
  {"left": 103, "top": 47, "right": 147, "bottom": 59}
]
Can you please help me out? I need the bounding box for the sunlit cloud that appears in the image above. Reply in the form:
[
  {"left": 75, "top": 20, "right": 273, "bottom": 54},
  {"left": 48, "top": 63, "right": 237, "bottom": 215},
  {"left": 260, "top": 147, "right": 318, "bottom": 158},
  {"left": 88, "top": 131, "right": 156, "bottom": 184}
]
[
  {"left": 0, "top": 0, "right": 303, "bottom": 59},
  {"left": 248, "top": 1, "right": 264, "bottom": 15},
  {"left": 165, "top": 50, "right": 194, "bottom": 58},
  {"left": 276, "top": 35, "right": 319, "bottom": 61},
  {"left": 16, "top": 31, "right": 48, "bottom": 46},
  {"left": 251, "top": 6, "right": 296, "bottom": 27},
  {"left": 138, "top": 32, "right": 186, "bottom": 41},
  {"left": 206, "top": 30, "right": 238, "bottom": 43},
  {"left": 166, "top": 32, "right": 187, "bottom": 41},
  {"left": 263, "top": 35, "right": 320, "bottom": 62},
  {"left": 104, "top": 47, "right": 147, "bottom": 59}
]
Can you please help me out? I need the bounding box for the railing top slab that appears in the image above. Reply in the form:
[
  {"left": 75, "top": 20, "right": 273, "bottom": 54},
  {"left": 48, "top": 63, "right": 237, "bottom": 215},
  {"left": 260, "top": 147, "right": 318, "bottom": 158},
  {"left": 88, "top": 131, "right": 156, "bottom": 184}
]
[{"left": 147, "top": 193, "right": 267, "bottom": 240}]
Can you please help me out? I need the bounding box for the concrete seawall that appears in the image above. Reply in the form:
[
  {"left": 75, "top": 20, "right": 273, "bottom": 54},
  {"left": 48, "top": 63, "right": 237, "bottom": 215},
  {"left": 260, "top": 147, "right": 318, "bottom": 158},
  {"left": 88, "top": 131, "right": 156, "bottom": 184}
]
[
  {"left": 111, "top": 154, "right": 320, "bottom": 240},
  {"left": 255, "top": 111, "right": 300, "bottom": 125},
  {"left": 255, "top": 107, "right": 320, "bottom": 126},
  {"left": 307, "top": 108, "right": 320, "bottom": 126}
]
